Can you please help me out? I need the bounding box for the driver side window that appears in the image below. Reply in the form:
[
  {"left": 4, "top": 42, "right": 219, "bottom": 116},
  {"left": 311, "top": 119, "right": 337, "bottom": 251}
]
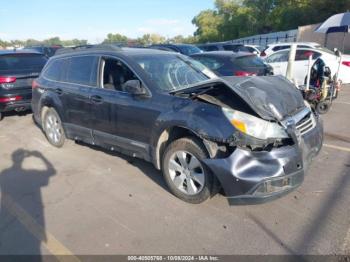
[{"left": 100, "top": 58, "right": 139, "bottom": 92}]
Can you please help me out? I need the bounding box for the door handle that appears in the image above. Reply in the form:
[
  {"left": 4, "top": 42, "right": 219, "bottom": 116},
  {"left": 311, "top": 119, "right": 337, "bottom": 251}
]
[
  {"left": 55, "top": 88, "right": 63, "bottom": 95},
  {"left": 90, "top": 95, "right": 103, "bottom": 104}
]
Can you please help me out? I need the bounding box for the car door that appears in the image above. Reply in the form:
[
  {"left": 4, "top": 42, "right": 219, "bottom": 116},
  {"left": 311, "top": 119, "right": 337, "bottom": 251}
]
[
  {"left": 91, "top": 56, "right": 159, "bottom": 159},
  {"left": 293, "top": 50, "right": 321, "bottom": 85},
  {"left": 265, "top": 50, "right": 289, "bottom": 76},
  {"left": 60, "top": 55, "right": 99, "bottom": 143}
]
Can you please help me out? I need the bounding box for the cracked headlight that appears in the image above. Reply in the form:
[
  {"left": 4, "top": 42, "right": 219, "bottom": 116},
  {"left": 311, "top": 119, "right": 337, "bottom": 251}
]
[{"left": 222, "top": 108, "right": 289, "bottom": 140}]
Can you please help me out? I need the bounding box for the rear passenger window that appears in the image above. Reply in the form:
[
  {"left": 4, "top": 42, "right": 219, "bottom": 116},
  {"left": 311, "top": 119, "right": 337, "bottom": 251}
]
[
  {"left": 203, "top": 46, "right": 219, "bottom": 51},
  {"left": 295, "top": 50, "right": 321, "bottom": 61},
  {"left": 273, "top": 45, "right": 290, "bottom": 52},
  {"left": 194, "top": 57, "right": 224, "bottom": 70},
  {"left": 66, "top": 56, "right": 98, "bottom": 86},
  {"left": 43, "top": 59, "right": 67, "bottom": 81}
]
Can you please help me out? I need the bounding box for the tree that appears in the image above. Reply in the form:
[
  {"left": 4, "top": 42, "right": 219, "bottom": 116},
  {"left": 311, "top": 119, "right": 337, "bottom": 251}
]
[
  {"left": 103, "top": 33, "right": 128, "bottom": 44},
  {"left": 168, "top": 35, "right": 198, "bottom": 44},
  {"left": 192, "top": 9, "right": 223, "bottom": 43},
  {"left": 137, "top": 34, "right": 166, "bottom": 45},
  {"left": 192, "top": 0, "right": 350, "bottom": 43}
]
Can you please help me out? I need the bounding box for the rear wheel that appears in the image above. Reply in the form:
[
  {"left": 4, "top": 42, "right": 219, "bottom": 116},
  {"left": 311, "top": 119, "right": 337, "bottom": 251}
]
[
  {"left": 43, "top": 108, "right": 65, "bottom": 147},
  {"left": 162, "top": 137, "right": 217, "bottom": 204}
]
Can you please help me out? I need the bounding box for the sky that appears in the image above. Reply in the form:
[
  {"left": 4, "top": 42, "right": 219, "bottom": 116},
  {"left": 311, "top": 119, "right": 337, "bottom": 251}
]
[{"left": 0, "top": 0, "right": 214, "bottom": 43}]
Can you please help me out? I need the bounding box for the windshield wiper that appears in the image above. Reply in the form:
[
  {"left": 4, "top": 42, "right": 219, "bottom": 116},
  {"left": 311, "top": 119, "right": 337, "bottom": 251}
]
[{"left": 171, "top": 85, "right": 217, "bottom": 99}]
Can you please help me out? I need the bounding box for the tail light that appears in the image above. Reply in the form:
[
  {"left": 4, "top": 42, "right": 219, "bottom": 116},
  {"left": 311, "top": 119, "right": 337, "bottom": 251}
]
[
  {"left": 260, "top": 51, "right": 266, "bottom": 57},
  {"left": 342, "top": 61, "right": 350, "bottom": 67},
  {"left": 0, "top": 76, "right": 16, "bottom": 84},
  {"left": 235, "top": 71, "right": 256, "bottom": 77},
  {"left": 32, "top": 80, "right": 39, "bottom": 89},
  {"left": 0, "top": 96, "right": 22, "bottom": 103}
]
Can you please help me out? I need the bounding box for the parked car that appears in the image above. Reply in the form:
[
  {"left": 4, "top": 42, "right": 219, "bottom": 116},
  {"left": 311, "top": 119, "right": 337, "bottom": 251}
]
[
  {"left": 197, "top": 42, "right": 251, "bottom": 53},
  {"left": 260, "top": 42, "right": 322, "bottom": 57},
  {"left": 0, "top": 50, "right": 48, "bottom": 120},
  {"left": 32, "top": 45, "right": 323, "bottom": 205},
  {"left": 244, "top": 45, "right": 262, "bottom": 55},
  {"left": 23, "top": 45, "right": 62, "bottom": 57},
  {"left": 190, "top": 51, "right": 273, "bottom": 77},
  {"left": 265, "top": 48, "right": 350, "bottom": 85},
  {"left": 149, "top": 44, "right": 202, "bottom": 56}
]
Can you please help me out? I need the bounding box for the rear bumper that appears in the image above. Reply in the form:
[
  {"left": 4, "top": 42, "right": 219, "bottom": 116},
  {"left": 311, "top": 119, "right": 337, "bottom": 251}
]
[
  {"left": 0, "top": 100, "right": 32, "bottom": 112},
  {"left": 204, "top": 116, "right": 323, "bottom": 205},
  {"left": 0, "top": 89, "right": 32, "bottom": 113}
]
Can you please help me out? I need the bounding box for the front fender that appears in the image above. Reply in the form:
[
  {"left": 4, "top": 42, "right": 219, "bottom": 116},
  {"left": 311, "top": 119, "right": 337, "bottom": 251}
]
[{"left": 149, "top": 101, "right": 235, "bottom": 168}]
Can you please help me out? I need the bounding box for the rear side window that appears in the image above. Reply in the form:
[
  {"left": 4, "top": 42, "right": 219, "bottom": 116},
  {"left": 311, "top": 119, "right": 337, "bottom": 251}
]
[
  {"left": 201, "top": 45, "right": 219, "bottom": 51},
  {"left": 66, "top": 56, "right": 98, "bottom": 86},
  {"left": 193, "top": 56, "right": 225, "bottom": 70},
  {"left": 272, "top": 45, "right": 290, "bottom": 52},
  {"left": 234, "top": 55, "right": 265, "bottom": 68},
  {"left": 43, "top": 58, "right": 67, "bottom": 81},
  {"left": 223, "top": 45, "right": 250, "bottom": 52},
  {"left": 295, "top": 50, "right": 321, "bottom": 61},
  {"left": 0, "top": 54, "right": 47, "bottom": 73},
  {"left": 223, "top": 45, "right": 240, "bottom": 51}
]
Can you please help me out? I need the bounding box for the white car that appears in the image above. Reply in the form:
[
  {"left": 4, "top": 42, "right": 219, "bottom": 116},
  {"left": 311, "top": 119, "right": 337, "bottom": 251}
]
[
  {"left": 244, "top": 45, "right": 262, "bottom": 55},
  {"left": 261, "top": 42, "right": 322, "bottom": 57},
  {"left": 265, "top": 48, "right": 350, "bottom": 85}
]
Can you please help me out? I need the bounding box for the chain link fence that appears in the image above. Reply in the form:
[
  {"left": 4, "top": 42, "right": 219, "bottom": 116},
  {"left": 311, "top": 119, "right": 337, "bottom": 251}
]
[{"left": 228, "top": 29, "right": 298, "bottom": 47}]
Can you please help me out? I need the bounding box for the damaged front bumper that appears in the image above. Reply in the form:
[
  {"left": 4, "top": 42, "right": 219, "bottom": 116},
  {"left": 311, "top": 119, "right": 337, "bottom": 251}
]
[{"left": 203, "top": 115, "right": 323, "bottom": 205}]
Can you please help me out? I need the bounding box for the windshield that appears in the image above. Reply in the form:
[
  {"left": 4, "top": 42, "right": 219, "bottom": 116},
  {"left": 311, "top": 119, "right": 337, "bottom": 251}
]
[
  {"left": 0, "top": 53, "right": 47, "bottom": 73},
  {"left": 133, "top": 54, "right": 216, "bottom": 91},
  {"left": 177, "top": 45, "right": 202, "bottom": 56}
]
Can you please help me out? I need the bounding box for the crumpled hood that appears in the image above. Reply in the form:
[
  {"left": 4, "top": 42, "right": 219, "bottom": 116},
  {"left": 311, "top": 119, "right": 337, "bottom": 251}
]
[{"left": 220, "top": 75, "right": 306, "bottom": 121}]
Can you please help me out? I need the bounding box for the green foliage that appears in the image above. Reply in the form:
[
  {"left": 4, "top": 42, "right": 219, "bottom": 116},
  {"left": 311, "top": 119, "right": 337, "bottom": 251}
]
[
  {"left": 136, "top": 34, "right": 166, "bottom": 45},
  {"left": 0, "top": 37, "right": 87, "bottom": 48},
  {"left": 103, "top": 33, "right": 128, "bottom": 44},
  {"left": 192, "top": 9, "right": 223, "bottom": 43},
  {"left": 192, "top": 0, "right": 350, "bottom": 43}
]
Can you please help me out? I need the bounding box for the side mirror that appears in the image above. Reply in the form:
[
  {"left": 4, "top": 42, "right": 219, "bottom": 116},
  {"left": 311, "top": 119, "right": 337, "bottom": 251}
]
[
  {"left": 334, "top": 48, "right": 341, "bottom": 57},
  {"left": 123, "top": 80, "right": 147, "bottom": 96}
]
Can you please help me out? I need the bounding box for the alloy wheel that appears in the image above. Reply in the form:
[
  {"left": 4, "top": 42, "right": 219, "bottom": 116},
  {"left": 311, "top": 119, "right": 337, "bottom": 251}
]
[
  {"left": 168, "top": 150, "right": 205, "bottom": 195},
  {"left": 45, "top": 112, "right": 63, "bottom": 144}
]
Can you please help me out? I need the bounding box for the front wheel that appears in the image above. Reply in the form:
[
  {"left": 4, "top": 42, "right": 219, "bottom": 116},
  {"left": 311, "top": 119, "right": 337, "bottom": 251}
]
[
  {"left": 162, "top": 137, "right": 217, "bottom": 204},
  {"left": 316, "top": 100, "right": 331, "bottom": 114},
  {"left": 43, "top": 108, "right": 65, "bottom": 147}
]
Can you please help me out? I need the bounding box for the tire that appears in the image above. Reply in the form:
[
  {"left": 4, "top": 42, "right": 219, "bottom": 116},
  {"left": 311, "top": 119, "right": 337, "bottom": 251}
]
[
  {"left": 0, "top": 112, "right": 2, "bottom": 121},
  {"left": 162, "top": 137, "right": 217, "bottom": 204},
  {"left": 42, "top": 108, "right": 65, "bottom": 147},
  {"left": 316, "top": 100, "right": 331, "bottom": 114}
]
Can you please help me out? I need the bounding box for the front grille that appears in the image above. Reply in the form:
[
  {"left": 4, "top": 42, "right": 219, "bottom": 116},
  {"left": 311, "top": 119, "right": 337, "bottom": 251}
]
[{"left": 296, "top": 113, "right": 316, "bottom": 136}]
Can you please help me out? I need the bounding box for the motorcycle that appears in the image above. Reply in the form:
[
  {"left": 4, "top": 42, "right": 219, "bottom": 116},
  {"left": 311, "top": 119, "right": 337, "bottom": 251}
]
[{"left": 300, "top": 58, "right": 341, "bottom": 114}]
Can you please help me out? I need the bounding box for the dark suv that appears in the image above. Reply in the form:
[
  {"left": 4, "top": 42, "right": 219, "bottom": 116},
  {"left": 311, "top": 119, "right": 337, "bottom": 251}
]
[
  {"left": 32, "top": 45, "right": 323, "bottom": 205},
  {"left": 0, "top": 50, "right": 47, "bottom": 120},
  {"left": 23, "top": 45, "right": 62, "bottom": 57}
]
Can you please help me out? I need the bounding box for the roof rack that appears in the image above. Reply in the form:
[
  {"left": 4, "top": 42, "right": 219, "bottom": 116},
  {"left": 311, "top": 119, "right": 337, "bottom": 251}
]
[{"left": 55, "top": 44, "right": 122, "bottom": 55}]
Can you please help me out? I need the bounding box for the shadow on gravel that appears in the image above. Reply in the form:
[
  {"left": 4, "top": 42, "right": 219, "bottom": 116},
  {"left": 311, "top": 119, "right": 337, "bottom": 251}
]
[
  {"left": 0, "top": 149, "right": 56, "bottom": 259},
  {"left": 248, "top": 154, "right": 350, "bottom": 255},
  {"left": 0, "top": 110, "right": 32, "bottom": 121},
  {"left": 76, "top": 141, "right": 169, "bottom": 193},
  {"left": 293, "top": 155, "right": 350, "bottom": 254}
]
